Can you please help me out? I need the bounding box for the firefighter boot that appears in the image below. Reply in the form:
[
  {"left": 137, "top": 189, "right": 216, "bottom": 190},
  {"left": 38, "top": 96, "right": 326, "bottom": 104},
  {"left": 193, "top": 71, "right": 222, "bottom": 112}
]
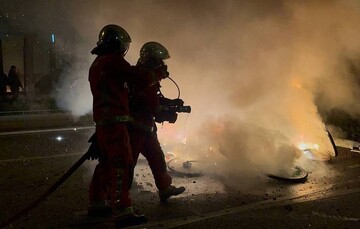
[
  {"left": 114, "top": 207, "right": 148, "bottom": 228},
  {"left": 159, "top": 185, "right": 186, "bottom": 202},
  {"left": 87, "top": 201, "right": 112, "bottom": 217}
]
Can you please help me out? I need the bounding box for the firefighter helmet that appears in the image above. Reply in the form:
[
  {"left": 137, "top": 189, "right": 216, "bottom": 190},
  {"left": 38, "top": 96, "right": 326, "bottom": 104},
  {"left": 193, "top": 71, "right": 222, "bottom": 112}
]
[
  {"left": 140, "top": 42, "right": 170, "bottom": 60},
  {"left": 92, "top": 24, "right": 131, "bottom": 55}
]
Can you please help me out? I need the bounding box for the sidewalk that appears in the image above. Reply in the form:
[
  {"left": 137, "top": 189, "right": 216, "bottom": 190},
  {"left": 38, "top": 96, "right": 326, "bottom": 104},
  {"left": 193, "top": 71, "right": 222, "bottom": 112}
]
[{"left": 0, "top": 110, "right": 94, "bottom": 132}]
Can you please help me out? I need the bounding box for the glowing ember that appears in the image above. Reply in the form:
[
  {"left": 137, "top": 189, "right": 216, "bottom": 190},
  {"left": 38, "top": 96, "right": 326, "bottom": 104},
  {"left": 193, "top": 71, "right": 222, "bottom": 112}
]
[
  {"left": 298, "top": 142, "right": 320, "bottom": 151},
  {"left": 165, "top": 152, "right": 176, "bottom": 161},
  {"left": 290, "top": 78, "right": 303, "bottom": 89}
]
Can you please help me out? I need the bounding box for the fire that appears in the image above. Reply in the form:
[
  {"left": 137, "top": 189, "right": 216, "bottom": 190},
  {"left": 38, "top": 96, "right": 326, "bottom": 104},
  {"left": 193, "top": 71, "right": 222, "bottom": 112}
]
[
  {"left": 298, "top": 142, "right": 320, "bottom": 151},
  {"left": 290, "top": 78, "right": 302, "bottom": 89}
]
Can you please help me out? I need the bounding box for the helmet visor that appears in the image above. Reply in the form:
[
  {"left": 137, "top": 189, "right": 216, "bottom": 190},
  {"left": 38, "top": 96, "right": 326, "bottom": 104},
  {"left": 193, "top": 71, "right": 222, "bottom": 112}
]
[{"left": 121, "top": 42, "right": 130, "bottom": 56}]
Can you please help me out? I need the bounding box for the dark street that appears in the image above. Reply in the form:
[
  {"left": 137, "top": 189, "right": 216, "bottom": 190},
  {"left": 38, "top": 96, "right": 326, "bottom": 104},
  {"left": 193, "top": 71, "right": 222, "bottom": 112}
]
[{"left": 0, "top": 123, "right": 359, "bottom": 228}]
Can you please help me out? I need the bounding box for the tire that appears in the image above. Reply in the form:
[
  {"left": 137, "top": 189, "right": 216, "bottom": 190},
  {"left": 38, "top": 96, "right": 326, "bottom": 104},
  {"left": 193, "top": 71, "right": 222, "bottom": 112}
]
[
  {"left": 167, "top": 159, "right": 203, "bottom": 177},
  {"left": 267, "top": 166, "right": 308, "bottom": 183}
]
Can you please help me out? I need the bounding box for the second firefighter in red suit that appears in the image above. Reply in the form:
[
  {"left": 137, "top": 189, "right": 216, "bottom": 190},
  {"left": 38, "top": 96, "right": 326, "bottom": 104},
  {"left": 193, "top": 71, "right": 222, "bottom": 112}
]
[
  {"left": 127, "top": 42, "right": 186, "bottom": 202},
  {"left": 88, "top": 25, "right": 168, "bottom": 227}
]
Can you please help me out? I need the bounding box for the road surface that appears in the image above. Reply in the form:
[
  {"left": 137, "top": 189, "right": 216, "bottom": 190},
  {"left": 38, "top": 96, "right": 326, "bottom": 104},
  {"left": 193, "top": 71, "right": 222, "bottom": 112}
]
[{"left": 0, "top": 127, "right": 359, "bottom": 228}]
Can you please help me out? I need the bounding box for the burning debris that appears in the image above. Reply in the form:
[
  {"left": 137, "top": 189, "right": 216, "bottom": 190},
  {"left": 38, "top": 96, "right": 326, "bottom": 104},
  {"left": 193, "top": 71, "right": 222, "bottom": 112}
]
[{"left": 160, "top": 115, "right": 341, "bottom": 184}]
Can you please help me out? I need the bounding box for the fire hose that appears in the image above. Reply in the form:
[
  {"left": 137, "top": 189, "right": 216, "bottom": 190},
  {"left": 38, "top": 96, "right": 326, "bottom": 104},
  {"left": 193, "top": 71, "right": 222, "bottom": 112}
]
[{"left": 0, "top": 150, "right": 90, "bottom": 228}]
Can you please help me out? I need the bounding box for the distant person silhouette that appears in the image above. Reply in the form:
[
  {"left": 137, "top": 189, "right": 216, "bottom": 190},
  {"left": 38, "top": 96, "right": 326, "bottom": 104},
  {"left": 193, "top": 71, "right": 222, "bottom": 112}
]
[
  {"left": 0, "top": 72, "right": 8, "bottom": 100},
  {"left": 8, "top": 65, "right": 23, "bottom": 102}
]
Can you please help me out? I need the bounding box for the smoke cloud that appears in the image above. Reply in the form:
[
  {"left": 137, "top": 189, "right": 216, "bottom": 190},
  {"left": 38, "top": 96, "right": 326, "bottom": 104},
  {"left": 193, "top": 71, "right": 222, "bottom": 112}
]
[
  {"left": 4, "top": 0, "right": 360, "bottom": 188},
  {"left": 63, "top": 0, "right": 360, "bottom": 186}
]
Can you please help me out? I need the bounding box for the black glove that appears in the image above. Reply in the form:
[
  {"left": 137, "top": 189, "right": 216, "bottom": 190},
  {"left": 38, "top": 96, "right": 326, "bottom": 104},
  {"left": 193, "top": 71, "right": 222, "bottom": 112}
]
[
  {"left": 172, "top": 98, "right": 184, "bottom": 106},
  {"left": 155, "top": 111, "right": 178, "bottom": 123},
  {"left": 85, "top": 133, "right": 101, "bottom": 160},
  {"left": 159, "top": 97, "right": 183, "bottom": 107}
]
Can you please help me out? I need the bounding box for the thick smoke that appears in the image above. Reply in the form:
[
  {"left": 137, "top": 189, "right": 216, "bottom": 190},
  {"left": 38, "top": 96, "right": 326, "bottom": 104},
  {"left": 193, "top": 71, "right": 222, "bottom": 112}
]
[
  {"left": 69, "top": 0, "right": 359, "bottom": 184},
  {"left": 8, "top": 1, "right": 360, "bottom": 188}
]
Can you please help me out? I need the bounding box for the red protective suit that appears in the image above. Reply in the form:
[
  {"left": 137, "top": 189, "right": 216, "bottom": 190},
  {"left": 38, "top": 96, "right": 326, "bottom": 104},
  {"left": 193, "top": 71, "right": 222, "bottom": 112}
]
[
  {"left": 88, "top": 53, "right": 166, "bottom": 209},
  {"left": 128, "top": 82, "right": 172, "bottom": 191}
]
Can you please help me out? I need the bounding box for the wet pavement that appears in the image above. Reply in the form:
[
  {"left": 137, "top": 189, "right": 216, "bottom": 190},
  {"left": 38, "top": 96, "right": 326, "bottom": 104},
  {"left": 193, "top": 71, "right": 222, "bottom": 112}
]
[{"left": 0, "top": 125, "right": 359, "bottom": 228}]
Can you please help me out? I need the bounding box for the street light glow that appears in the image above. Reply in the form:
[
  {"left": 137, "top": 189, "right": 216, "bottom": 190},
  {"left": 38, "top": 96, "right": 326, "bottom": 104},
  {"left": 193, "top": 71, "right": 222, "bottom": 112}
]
[{"left": 51, "top": 34, "right": 55, "bottom": 43}]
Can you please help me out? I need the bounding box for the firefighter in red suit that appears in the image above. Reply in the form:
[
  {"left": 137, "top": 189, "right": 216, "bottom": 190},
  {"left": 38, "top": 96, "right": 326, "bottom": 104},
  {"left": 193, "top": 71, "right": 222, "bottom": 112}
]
[
  {"left": 87, "top": 25, "right": 168, "bottom": 227},
  {"left": 128, "top": 42, "right": 185, "bottom": 202}
]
